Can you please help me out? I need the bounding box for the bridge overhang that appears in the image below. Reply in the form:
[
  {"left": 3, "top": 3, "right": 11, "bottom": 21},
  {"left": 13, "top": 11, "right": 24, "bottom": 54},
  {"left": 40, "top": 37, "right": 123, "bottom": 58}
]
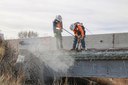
[{"left": 55, "top": 49, "right": 128, "bottom": 78}]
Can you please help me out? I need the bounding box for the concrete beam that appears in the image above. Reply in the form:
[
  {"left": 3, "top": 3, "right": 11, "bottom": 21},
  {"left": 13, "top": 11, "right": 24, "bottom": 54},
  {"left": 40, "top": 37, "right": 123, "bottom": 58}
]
[
  {"left": 67, "top": 60, "right": 128, "bottom": 78},
  {"left": 42, "top": 50, "right": 128, "bottom": 78}
]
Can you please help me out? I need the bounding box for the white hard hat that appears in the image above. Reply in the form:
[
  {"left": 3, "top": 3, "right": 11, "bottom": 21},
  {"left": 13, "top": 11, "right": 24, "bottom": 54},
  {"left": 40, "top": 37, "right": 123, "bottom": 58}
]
[
  {"left": 55, "top": 15, "right": 62, "bottom": 22},
  {"left": 75, "top": 22, "right": 82, "bottom": 25},
  {"left": 70, "top": 24, "right": 75, "bottom": 31}
]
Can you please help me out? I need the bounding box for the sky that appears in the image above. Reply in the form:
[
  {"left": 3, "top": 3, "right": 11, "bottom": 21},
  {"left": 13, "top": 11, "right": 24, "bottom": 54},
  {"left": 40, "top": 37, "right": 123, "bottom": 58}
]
[{"left": 0, "top": 0, "right": 128, "bottom": 39}]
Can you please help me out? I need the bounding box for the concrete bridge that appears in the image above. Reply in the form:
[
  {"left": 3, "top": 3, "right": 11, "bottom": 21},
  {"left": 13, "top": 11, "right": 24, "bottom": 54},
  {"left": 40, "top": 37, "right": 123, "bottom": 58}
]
[
  {"left": 8, "top": 32, "right": 128, "bottom": 80},
  {"left": 17, "top": 48, "right": 128, "bottom": 85},
  {"left": 59, "top": 49, "right": 128, "bottom": 78}
]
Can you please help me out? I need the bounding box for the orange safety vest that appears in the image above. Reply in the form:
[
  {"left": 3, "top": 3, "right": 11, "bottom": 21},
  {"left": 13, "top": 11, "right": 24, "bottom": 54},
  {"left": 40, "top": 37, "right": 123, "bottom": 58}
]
[
  {"left": 73, "top": 24, "right": 85, "bottom": 38},
  {"left": 56, "top": 22, "right": 63, "bottom": 30}
]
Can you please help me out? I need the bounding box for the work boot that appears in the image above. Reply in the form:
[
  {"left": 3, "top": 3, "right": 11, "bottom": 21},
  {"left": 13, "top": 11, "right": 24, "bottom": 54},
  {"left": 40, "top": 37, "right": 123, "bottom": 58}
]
[
  {"left": 80, "top": 48, "right": 85, "bottom": 51},
  {"left": 70, "top": 48, "right": 75, "bottom": 51},
  {"left": 81, "top": 48, "right": 87, "bottom": 51},
  {"left": 85, "top": 48, "right": 88, "bottom": 51}
]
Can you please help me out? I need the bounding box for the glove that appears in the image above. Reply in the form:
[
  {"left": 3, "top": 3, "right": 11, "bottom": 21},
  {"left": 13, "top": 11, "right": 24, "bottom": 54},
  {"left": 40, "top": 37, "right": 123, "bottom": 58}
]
[
  {"left": 81, "top": 36, "right": 84, "bottom": 39},
  {"left": 77, "top": 35, "right": 82, "bottom": 39}
]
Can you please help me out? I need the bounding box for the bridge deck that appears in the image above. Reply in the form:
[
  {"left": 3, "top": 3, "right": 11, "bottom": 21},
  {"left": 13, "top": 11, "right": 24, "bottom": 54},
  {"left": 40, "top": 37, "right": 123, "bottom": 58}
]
[
  {"left": 43, "top": 49, "right": 128, "bottom": 60},
  {"left": 45, "top": 49, "right": 128, "bottom": 78},
  {"left": 19, "top": 49, "right": 128, "bottom": 78}
]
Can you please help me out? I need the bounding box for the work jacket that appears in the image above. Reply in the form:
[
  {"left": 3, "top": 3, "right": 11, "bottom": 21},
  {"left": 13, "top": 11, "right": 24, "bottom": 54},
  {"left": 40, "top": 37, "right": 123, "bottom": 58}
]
[
  {"left": 53, "top": 19, "right": 63, "bottom": 33},
  {"left": 73, "top": 24, "right": 85, "bottom": 38}
]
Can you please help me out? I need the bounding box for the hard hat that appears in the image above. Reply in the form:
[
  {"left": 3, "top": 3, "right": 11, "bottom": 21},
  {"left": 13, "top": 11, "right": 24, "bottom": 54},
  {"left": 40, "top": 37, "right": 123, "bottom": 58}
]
[
  {"left": 75, "top": 22, "right": 82, "bottom": 25},
  {"left": 75, "top": 22, "right": 81, "bottom": 24},
  {"left": 55, "top": 15, "right": 62, "bottom": 22},
  {"left": 70, "top": 24, "right": 75, "bottom": 31}
]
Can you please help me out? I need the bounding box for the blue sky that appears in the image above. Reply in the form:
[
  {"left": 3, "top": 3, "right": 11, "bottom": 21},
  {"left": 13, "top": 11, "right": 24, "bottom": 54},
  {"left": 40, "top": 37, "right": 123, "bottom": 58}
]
[{"left": 0, "top": 0, "right": 128, "bottom": 39}]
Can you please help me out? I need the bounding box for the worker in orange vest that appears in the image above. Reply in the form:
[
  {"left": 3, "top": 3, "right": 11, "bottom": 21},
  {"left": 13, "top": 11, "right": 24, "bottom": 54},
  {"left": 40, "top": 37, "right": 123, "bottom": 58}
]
[
  {"left": 70, "top": 22, "right": 86, "bottom": 51},
  {"left": 53, "top": 15, "right": 63, "bottom": 49}
]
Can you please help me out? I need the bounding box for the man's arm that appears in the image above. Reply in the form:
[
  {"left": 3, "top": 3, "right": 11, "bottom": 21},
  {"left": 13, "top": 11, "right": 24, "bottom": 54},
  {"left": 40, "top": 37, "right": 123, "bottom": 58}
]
[
  {"left": 77, "top": 25, "right": 84, "bottom": 38},
  {"left": 53, "top": 20, "right": 57, "bottom": 33}
]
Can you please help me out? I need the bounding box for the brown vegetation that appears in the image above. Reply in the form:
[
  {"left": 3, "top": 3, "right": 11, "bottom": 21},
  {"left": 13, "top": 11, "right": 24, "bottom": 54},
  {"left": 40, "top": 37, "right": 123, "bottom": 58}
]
[{"left": 0, "top": 41, "right": 25, "bottom": 85}]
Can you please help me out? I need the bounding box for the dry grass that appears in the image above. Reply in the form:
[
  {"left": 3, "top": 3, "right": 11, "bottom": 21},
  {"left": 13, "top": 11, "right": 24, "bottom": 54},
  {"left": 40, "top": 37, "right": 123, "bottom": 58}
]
[
  {"left": 0, "top": 41, "right": 25, "bottom": 85},
  {"left": 0, "top": 74, "right": 24, "bottom": 85}
]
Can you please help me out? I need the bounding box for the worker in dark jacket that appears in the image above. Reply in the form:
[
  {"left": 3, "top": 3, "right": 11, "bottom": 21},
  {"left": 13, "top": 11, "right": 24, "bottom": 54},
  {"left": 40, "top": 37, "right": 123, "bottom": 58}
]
[
  {"left": 70, "top": 22, "right": 86, "bottom": 51},
  {"left": 53, "top": 15, "right": 63, "bottom": 49}
]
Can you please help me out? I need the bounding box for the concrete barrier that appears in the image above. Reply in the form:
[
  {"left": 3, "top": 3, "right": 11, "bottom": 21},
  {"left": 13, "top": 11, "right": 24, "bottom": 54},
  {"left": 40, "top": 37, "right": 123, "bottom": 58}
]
[
  {"left": 114, "top": 33, "right": 128, "bottom": 48},
  {"left": 8, "top": 32, "right": 128, "bottom": 50},
  {"left": 86, "top": 34, "right": 113, "bottom": 49}
]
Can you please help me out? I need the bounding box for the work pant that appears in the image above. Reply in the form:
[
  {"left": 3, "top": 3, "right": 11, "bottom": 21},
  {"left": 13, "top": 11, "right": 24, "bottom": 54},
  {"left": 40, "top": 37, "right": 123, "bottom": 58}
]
[
  {"left": 54, "top": 30, "right": 63, "bottom": 49},
  {"left": 73, "top": 36, "right": 85, "bottom": 49}
]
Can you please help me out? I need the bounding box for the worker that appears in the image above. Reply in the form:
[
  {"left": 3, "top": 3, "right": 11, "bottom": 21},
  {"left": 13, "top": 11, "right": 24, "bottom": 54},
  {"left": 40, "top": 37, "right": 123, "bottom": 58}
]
[
  {"left": 53, "top": 15, "right": 63, "bottom": 49},
  {"left": 70, "top": 22, "right": 86, "bottom": 51}
]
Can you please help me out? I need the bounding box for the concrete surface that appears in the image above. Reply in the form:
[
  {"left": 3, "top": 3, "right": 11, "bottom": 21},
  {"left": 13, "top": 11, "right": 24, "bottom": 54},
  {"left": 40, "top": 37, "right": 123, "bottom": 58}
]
[{"left": 9, "top": 32, "right": 128, "bottom": 50}]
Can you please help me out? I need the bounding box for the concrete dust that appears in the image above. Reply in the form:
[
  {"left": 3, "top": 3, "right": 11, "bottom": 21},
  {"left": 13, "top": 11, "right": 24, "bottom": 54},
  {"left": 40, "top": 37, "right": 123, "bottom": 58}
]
[
  {"left": 17, "top": 38, "right": 75, "bottom": 84},
  {"left": 20, "top": 38, "right": 74, "bottom": 73}
]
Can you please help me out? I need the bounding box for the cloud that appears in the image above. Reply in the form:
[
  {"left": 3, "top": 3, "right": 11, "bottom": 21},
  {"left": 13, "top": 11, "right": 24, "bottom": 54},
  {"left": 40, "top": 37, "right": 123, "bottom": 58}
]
[{"left": 0, "top": 0, "right": 128, "bottom": 38}]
